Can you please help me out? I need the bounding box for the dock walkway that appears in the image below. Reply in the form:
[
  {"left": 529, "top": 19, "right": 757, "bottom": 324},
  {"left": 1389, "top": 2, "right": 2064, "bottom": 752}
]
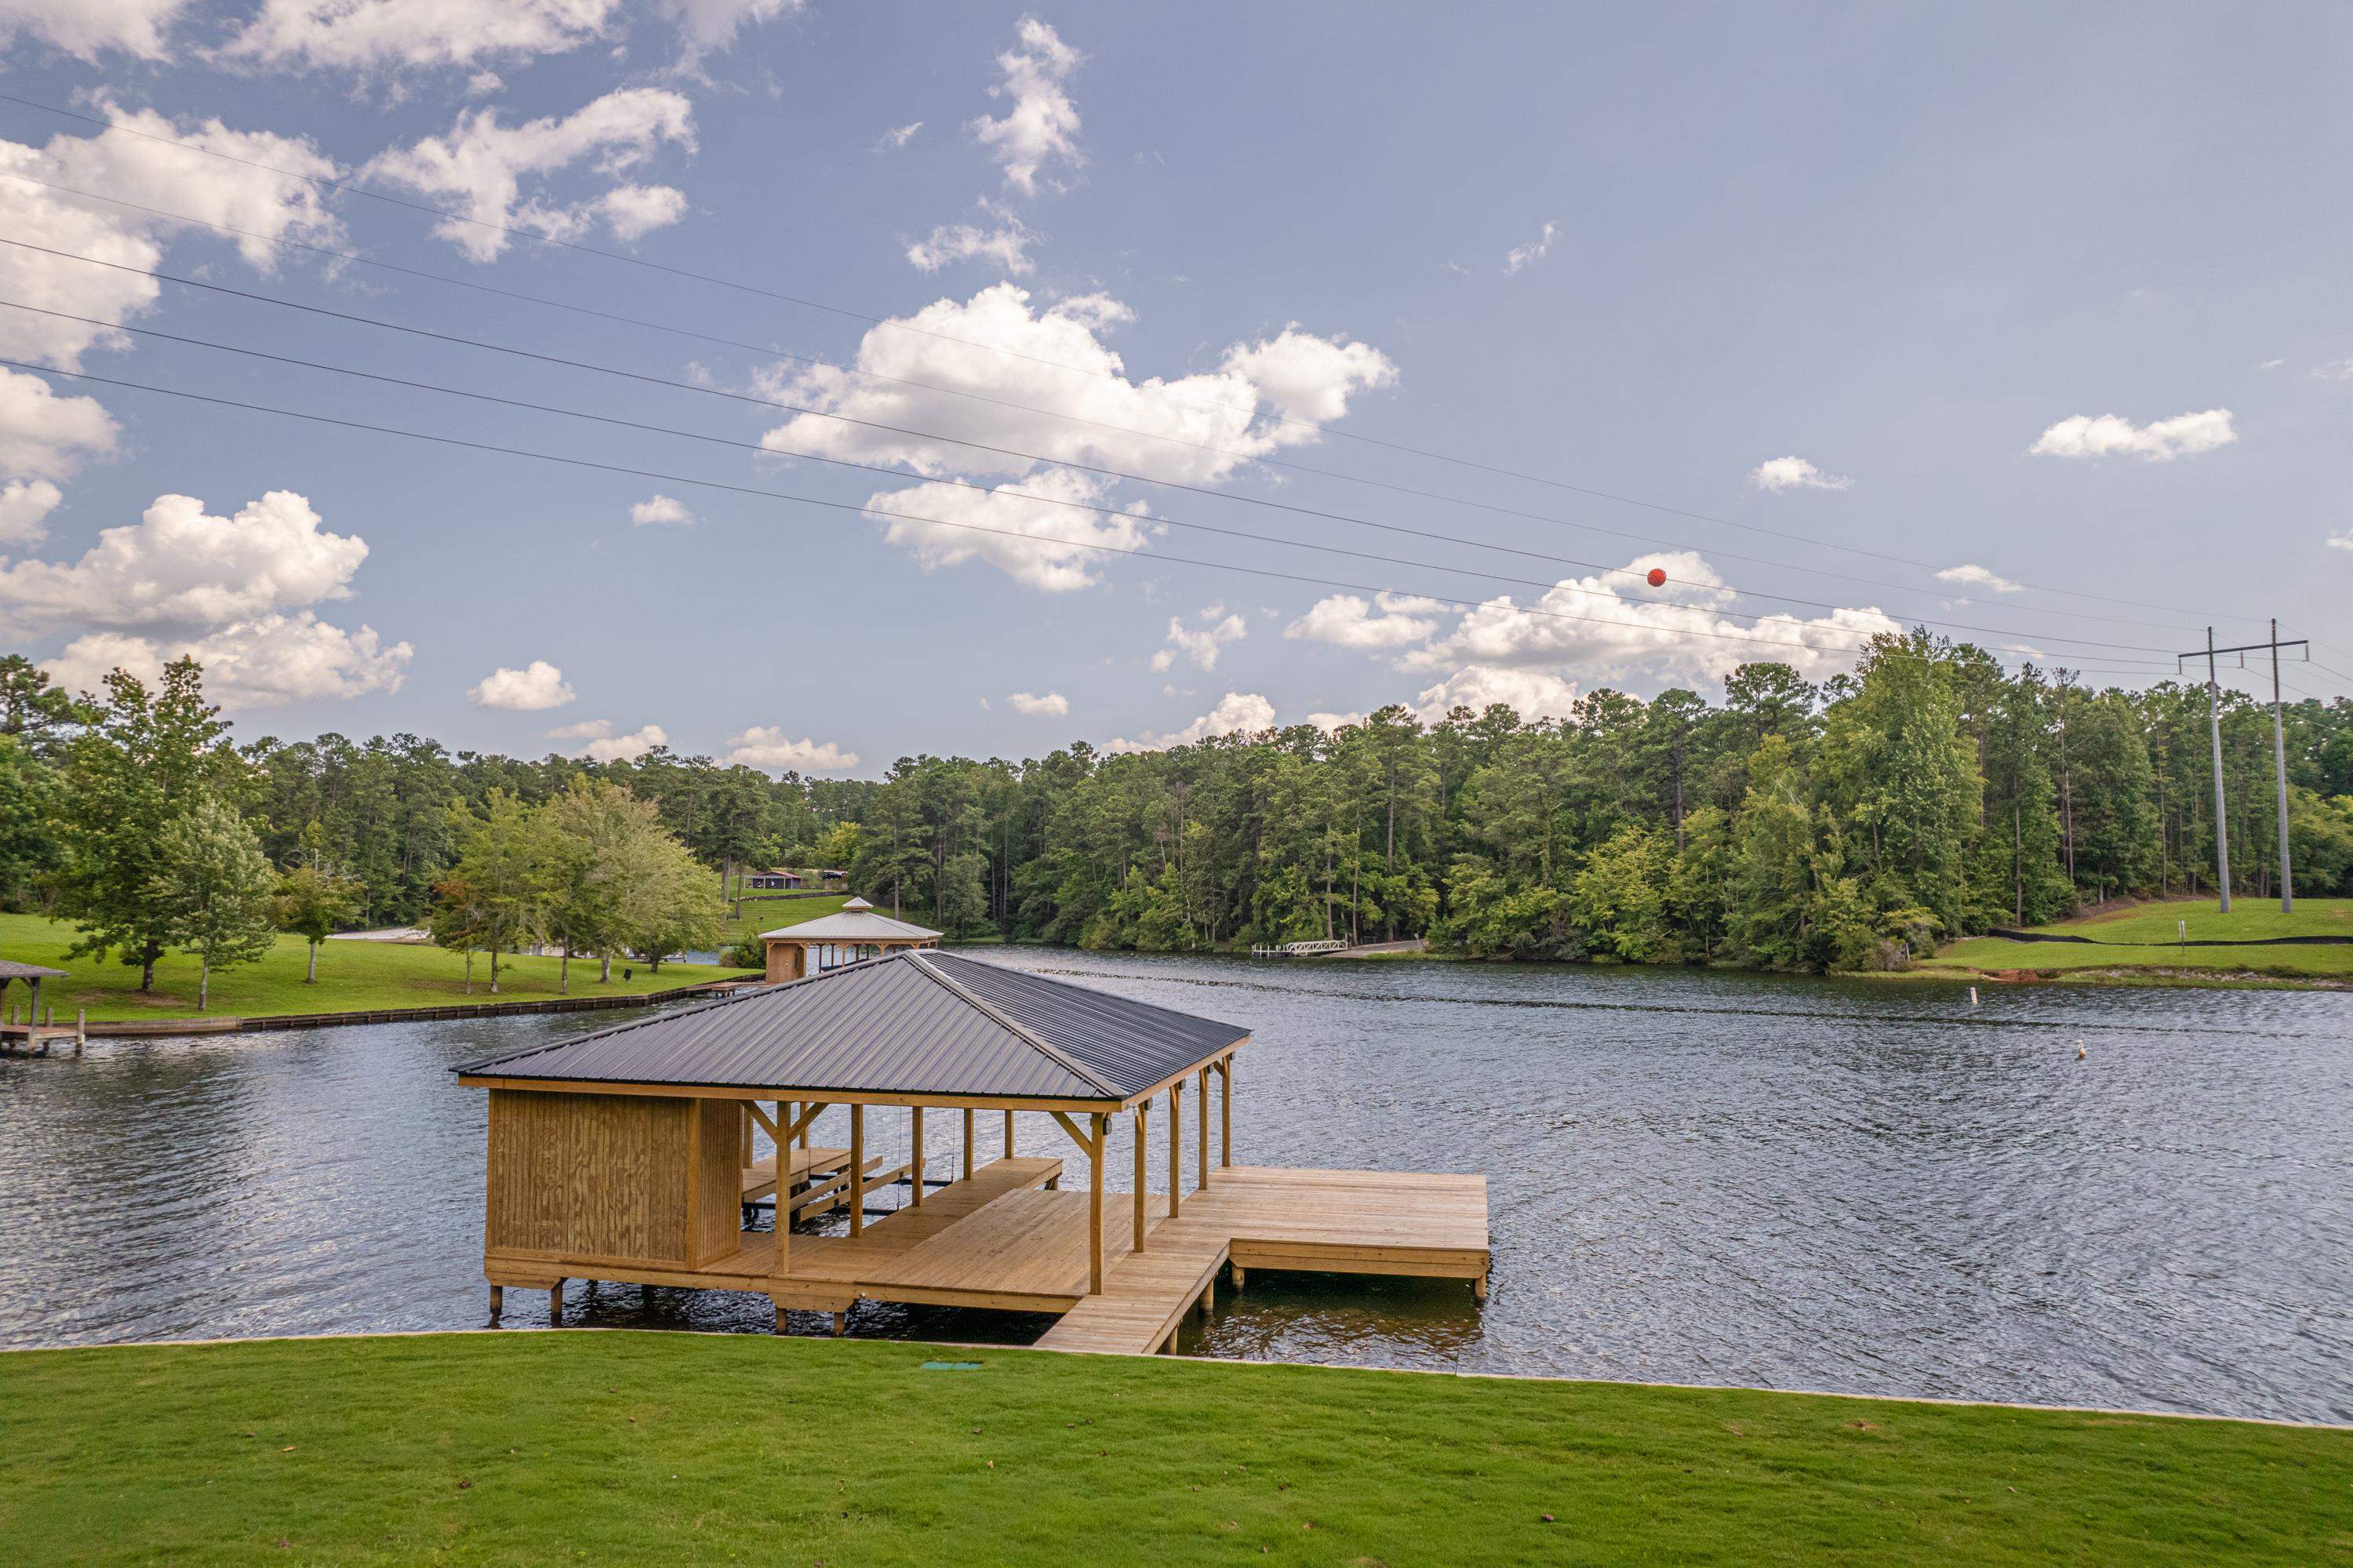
[{"left": 1038, "top": 1166, "right": 1489, "bottom": 1355}]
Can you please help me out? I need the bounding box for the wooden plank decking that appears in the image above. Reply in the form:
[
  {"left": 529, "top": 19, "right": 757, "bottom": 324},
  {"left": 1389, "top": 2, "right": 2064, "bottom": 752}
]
[{"left": 1035, "top": 1166, "right": 1489, "bottom": 1355}]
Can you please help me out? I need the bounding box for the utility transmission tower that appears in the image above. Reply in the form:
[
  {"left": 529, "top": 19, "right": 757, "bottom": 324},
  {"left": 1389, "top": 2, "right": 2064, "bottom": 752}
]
[{"left": 2177, "top": 626, "right": 2308, "bottom": 915}]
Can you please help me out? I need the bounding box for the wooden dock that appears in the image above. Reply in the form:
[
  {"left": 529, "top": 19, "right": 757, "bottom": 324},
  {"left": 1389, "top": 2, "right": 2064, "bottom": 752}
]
[
  {"left": 487, "top": 1155, "right": 1488, "bottom": 1351},
  {"left": 459, "top": 950, "right": 1492, "bottom": 1352}
]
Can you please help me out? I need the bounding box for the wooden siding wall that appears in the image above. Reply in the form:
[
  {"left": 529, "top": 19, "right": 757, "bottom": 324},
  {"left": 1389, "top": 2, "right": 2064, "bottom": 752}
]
[
  {"left": 488, "top": 1090, "right": 742, "bottom": 1269},
  {"left": 689, "top": 1097, "right": 740, "bottom": 1267}
]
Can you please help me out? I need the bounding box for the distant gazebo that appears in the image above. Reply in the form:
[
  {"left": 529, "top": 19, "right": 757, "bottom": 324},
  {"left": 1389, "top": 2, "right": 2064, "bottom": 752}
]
[{"left": 760, "top": 897, "right": 940, "bottom": 983}]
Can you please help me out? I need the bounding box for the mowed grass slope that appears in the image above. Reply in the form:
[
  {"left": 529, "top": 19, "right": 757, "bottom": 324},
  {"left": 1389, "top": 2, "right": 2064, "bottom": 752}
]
[
  {"left": 1930, "top": 897, "right": 2353, "bottom": 982},
  {"left": 719, "top": 890, "right": 853, "bottom": 941},
  {"left": 0, "top": 912, "right": 747, "bottom": 1022},
  {"left": 2, "top": 1333, "right": 2345, "bottom": 1566}
]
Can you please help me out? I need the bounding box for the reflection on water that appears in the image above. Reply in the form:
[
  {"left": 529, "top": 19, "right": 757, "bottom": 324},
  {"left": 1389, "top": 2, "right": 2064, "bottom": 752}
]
[{"left": 2, "top": 957, "right": 2348, "bottom": 1423}]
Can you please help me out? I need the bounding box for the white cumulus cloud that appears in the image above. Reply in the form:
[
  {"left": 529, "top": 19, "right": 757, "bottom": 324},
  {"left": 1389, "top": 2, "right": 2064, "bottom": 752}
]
[
  {"left": 0, "top": 367, "right": 118, "bottom": 482},
  {"left": 546, "top": 719, "right": 668, "bottom": 762},
  {"left": 468, "top": 659, "right": 576, "bottom": 710},
  {"left": 1935, "top": 563, "right": 2024, "bottom": 594},
  {"left": 0, "top": 105, "right": 342, "bottom": 369},
  {"left": 1411, "top": 666, "right": 1583, "bottom": 725},
  {"left": 45, "top": 613, "right": 410, "bottom": 709},
  {"left": 760, "top": 284, "right": 1395, "bottom": 490},
  {"left": 1105, "top": 691, "right": 1275, "bottom": 754},
  {"left": 726, "top": 726, "right": 859, "bottom": 773},
  {"left": 365, "top": 89, "right": 695, "bottom": 262},
  {"left": 224, "top": 0, "right": 620, "bottom": 70},
  {"left": 1750, "top": 455, "right": 1853, "bottom": 493},
  {"left": 1401, "top": 551, "right": 1900, "bottom": 689},
  {"left": 1008, "top": 690, "right": 1068, "bottom": 716},
  {"left": 1150, "top": 606, "right": 1246, "bottom": 671},
  {"left": 629, "top": 493, "right": 693, "bottom": 526},
  {"left": 2327, "top": 529, "right": 2353, "bottom": 552},
  {"left": 862, "top": 469, "right": 1150, "bottom": 593},
  {"left": 972, "top": 16, "right": 1085, "bottom": 194},
  {"left": 0, "top": 0, "right": 187, "bottom": 58},
  {"left": 907, "top": 211, "right": 1035, "bottom": 276},
  {"left": 0, "top": 480, "right": 61, "bottom": 546},
  {"left": 1304, "top": 709, "right": 1366, "bottom": 733},
  {"left": 877, "top": 122, "right": 924, "bottom": 151},
  {"left": 0, "top": 489, "right": 368, "bottom": 640},
  {"left": 1284, "top": 591, "right": 1441, "bottom": 650},
  {"left": 2028, "top": 409, "right": 2237, "bottom": 462}
]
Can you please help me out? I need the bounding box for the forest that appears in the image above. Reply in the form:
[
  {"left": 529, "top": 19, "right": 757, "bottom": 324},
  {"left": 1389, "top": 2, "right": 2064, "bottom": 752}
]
[{"left": 3, "top": 630, "right": 2349, "bottom": 976}]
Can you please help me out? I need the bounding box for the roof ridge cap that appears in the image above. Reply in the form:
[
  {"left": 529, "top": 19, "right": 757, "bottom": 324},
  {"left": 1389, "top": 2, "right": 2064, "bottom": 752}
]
[{"left": 907, "top": 951, "right": 1121, "bottom": 1099}]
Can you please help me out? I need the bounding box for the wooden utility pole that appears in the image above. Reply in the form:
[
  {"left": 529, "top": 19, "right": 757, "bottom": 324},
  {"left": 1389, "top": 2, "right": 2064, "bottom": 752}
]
[{"left": 2177, "top": 626, "right": 2308, "bottom": 915}]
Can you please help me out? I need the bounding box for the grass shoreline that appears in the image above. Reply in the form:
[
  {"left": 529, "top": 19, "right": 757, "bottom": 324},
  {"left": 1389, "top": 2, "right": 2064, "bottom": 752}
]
[{"left": 3, "top": 1331, "right": 2345, "bottom": 1566}]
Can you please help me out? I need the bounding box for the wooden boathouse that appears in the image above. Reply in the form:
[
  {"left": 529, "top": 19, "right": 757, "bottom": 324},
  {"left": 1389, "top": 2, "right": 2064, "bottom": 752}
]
[{"left": 453, "top": 950, "right": 1489, "bottom": 1354}]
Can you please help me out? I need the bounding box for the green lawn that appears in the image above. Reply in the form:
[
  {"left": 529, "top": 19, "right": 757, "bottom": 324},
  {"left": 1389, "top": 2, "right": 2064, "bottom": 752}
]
[
  {"left": 720, "top": 890, "right": 853, "bottom": 941},
  {"left": 0, "top": 1333, "right": 2344, "bottom": 1566},
  {"left": 0, "top": 912, "right": 747, "bottom": 1023},
  {"left": 1928, "top": 897, "right": 2353, "bottom": 984}
]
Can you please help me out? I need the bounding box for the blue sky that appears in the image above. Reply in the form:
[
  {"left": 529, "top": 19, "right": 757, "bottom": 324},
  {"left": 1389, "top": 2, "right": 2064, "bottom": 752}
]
[{"left": 0, "top": 1, "right": 2347, "bottom": 773}]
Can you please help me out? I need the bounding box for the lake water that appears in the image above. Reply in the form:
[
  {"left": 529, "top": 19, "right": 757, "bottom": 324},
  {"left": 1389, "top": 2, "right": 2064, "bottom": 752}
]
[{"left": 2, "top": 954, "right": 2347, "bottom": 1424}]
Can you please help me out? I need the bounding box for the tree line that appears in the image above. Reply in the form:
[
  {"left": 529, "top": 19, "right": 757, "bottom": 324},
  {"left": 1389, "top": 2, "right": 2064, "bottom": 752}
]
[
  {"left": 0, "top": 631, "right": 2348, "bottom": 983},
  {"left": 0, "top": 657, "right": 729, "bottom": 1003}
]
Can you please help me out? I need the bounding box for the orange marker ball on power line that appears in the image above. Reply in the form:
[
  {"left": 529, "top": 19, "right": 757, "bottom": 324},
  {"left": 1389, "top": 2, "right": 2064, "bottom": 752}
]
[{"left": 1646, "top": 567, "right": 1667, "bottom": 588}]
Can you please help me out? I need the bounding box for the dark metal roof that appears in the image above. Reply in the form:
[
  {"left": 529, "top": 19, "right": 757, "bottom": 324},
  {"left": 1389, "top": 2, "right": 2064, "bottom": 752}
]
[
  {"left": 452, "top": 949, "right": 1249, "bottom": 1104},
  {"left": 0, "top": 960, "right": 68, "bottom": 980}
]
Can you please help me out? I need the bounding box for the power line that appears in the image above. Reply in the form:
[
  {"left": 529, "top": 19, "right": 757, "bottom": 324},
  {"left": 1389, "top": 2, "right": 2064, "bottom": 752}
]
[
  {"left": 8, "top": 355, "right": 2184, "bottom": 678},
  {"left": 0, "top": 297, "right": 2195, "bottom": 658},
  {"left": 0, "top": 242, "right": 2192, "bottom": 655},
  {"left": 0, "top": 97, "right": 2264, "bottom": 631}
]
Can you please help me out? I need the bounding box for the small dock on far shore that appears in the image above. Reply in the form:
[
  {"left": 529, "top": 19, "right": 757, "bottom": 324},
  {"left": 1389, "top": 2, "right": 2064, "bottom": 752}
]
[{"left": 0, "top": 959, "right": 82, "bottom": 1056}]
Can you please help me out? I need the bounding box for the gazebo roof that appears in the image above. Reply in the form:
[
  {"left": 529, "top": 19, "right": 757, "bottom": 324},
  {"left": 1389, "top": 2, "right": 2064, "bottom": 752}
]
[
  {"left": 0, "top": 960, "right": 69, "bottom": 981},
  {"left": 759, "top": 897, "right": 942, "bottom": 944},
  {"left": 453, "top": 950, "right": 1248, "bottom": 1106}
]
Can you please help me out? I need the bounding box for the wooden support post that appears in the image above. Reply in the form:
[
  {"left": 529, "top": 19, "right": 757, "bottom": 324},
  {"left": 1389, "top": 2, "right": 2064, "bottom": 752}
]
[
  {"left": 1131, "top": 1107, "right": 1147, "bottom": 1254},
  {"left": 489, "top": 1284, "right": 503, "bottom": 1321},
  {"left": 910, "top": 1105, "right": 925, "bottom": 1207},
  {"left": 831, "top": 1310, "right": 847, "bottom": 1337},
  {"left": 848, "top": 1104, "right": 865, "bottom": 1237},
  {"left": 1220, "top": 1057, "right": 1231, "bottom": 1166},
  {"left": 549, "top": 1282, "right": 564, "bottom": 1325},
  {"left": 1231, "top": 1264, "right": 1246, "bottom": 1292},
  {"left": 1167, "top": 1080, "right": 1182, "bottom": 1220},
  {"left": 1474, "top": 1272, "right": 1487, "bottom": 1302},
  {"left": 962, "top": 1107, "right": 975, "bottom": 1179},
  {"left": 1196, "top": 1067, "right": 1209, "bottom": 1191},
  {"left": 1003, "top": 1108, "right": 1015, "bottom": 1158},
  {"left": 1198, "top": 1278, "right": 1214, "bottom": 1316},
  {"left": 1087, "top": 1113, "right": 1106, "bottom": 1293},
  {"left": 773, "top": 1301, "right": 788, "bottom": 1334}
]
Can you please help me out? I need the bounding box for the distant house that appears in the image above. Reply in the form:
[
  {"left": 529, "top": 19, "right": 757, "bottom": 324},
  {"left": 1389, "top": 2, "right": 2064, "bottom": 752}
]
[{"left": 747, "top": 869, "right": 803, "bottom": 890}]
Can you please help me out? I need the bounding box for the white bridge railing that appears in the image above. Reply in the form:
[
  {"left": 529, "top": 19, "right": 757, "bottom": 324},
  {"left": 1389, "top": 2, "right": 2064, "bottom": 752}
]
[{"left": 1249, "top": 939, "right": 1350, "bottom": 958}]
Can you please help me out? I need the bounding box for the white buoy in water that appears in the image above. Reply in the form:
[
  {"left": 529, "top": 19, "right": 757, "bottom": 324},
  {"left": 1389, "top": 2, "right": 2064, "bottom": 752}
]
[{"left": 1969, "top": 986, "right": 1979, "bottom": 1006}]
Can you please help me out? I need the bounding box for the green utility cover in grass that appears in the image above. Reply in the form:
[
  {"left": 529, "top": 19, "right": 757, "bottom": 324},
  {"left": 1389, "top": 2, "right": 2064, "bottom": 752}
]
[{"left": 920, "top": 1360, "right": 984, "bottom": 1370}]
